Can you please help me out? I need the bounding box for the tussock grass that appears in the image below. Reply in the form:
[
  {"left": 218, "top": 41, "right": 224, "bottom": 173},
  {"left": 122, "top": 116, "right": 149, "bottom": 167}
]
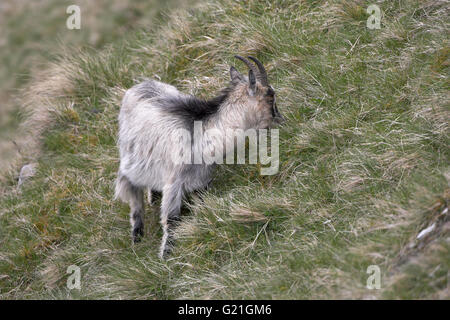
[{"left": 0, "top": 0, "right": 449, "bottom": 299}]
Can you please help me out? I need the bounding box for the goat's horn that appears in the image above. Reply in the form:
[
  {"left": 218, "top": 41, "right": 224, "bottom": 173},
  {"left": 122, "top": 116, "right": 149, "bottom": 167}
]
[
  {"left": 234, "top": 55, "right": 258, "bottom": 78},
  {"left": 248, "top": 56, "right": 268, "bottom": 86}
]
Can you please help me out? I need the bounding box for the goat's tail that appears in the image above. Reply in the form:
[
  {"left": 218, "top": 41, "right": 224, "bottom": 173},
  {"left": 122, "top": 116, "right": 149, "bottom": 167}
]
[{"left": 115, "top": 171, "right": 135, "bottom": 203}]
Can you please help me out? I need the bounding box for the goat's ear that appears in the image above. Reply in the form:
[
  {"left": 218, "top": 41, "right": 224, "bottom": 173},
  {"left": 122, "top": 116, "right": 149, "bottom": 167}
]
[
  {"left": 248, "top": 69, "right": 256, "bottom": 94},
  {"left": 230, "top": 66, "right": 243, "bottom": 83}
]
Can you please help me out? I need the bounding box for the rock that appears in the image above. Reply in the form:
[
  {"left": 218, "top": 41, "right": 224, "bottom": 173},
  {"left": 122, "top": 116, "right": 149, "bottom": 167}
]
[{"left": 18, "top": 163, "right": 37, "bottom": 186}]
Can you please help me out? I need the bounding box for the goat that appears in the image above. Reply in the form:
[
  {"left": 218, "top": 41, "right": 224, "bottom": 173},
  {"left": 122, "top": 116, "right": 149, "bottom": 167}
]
[{"left": 115, "top": 55, "right": 283, "bottom": 258}]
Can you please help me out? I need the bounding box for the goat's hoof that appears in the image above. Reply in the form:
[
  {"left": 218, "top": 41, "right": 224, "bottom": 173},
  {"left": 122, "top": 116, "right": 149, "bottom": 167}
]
[
  {"left": 159, "top": 248, "right": 171, "bottom": 260},
  {"left": 132, "top": 225, "right": 144, "bottom": 243},
  {"left": 159, "top": 243, "right": 173, "bottom": 260}
]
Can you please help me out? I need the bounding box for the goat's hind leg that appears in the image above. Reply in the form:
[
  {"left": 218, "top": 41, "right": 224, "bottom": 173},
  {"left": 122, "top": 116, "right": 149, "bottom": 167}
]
[
  {"left": 128, "top": 185, "right": 145, "bottom": 243},
  {"left": 159, "top": 181, "right": 184, "bottom": 259},
  {"left": 115, "top": 173, "right": 145, "bottom": 242}
]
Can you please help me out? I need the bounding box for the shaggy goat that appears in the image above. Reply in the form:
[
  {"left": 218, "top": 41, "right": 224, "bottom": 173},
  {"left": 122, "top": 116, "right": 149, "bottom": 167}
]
[{"left": 115, "top": 55, "right": 283, "bottom": 258}]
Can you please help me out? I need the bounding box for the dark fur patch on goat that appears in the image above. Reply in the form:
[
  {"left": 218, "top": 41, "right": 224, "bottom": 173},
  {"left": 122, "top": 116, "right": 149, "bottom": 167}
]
[{"left": 158, "top": 87, "right": 232, "bottom": 121}]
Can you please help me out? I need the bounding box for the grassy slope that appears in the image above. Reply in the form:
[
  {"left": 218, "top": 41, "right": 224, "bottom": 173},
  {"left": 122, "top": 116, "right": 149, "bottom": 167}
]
[
  {"left": 0, "top": 0, "right": 449, "bottom": 299},
  {"left": 0, "top": 0, "right": 178, "bottom": 175}
]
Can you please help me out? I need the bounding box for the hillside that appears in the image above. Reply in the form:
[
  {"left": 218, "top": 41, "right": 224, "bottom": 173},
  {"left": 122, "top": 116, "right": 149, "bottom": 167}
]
[
  {"left": 0, "top": 0, "right": 181, "bottom": 177},
  {"left": 0, "top": 0, "right": 449, "bottom": 299}
]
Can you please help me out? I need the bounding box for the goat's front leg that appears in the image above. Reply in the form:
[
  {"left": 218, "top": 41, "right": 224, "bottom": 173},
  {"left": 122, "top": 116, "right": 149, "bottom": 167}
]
[{"left": 159, "top": 181, "right": 184, "bottom": 259}]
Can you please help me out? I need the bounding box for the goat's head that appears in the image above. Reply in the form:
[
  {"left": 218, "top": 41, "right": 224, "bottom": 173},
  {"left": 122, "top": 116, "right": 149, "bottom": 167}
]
[{"left": 228, "top": 55, "right": 284, "bottom": 129}]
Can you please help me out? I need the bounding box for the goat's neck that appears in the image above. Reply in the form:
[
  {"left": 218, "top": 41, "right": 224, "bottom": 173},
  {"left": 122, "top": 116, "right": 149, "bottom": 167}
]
[{"left": 200, "top": 101, "right": 248, "bottom": 158}]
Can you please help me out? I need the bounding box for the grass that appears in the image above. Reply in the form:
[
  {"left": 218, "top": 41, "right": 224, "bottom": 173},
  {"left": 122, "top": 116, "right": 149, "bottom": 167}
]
[
  {"left": 0, "top": 0, "right": 449, "bottom": 299},
  {"left": 0, "top": 0, "right": 181, "bottom": 175}
]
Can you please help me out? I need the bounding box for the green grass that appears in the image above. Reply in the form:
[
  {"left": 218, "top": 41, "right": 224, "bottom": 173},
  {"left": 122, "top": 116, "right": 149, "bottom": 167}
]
[
  {"left": 0, "top": 0, "right": 182, "bottom": 174},
  {"left": 0, "top": 0, "right": 449, "bottom": 299}
]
